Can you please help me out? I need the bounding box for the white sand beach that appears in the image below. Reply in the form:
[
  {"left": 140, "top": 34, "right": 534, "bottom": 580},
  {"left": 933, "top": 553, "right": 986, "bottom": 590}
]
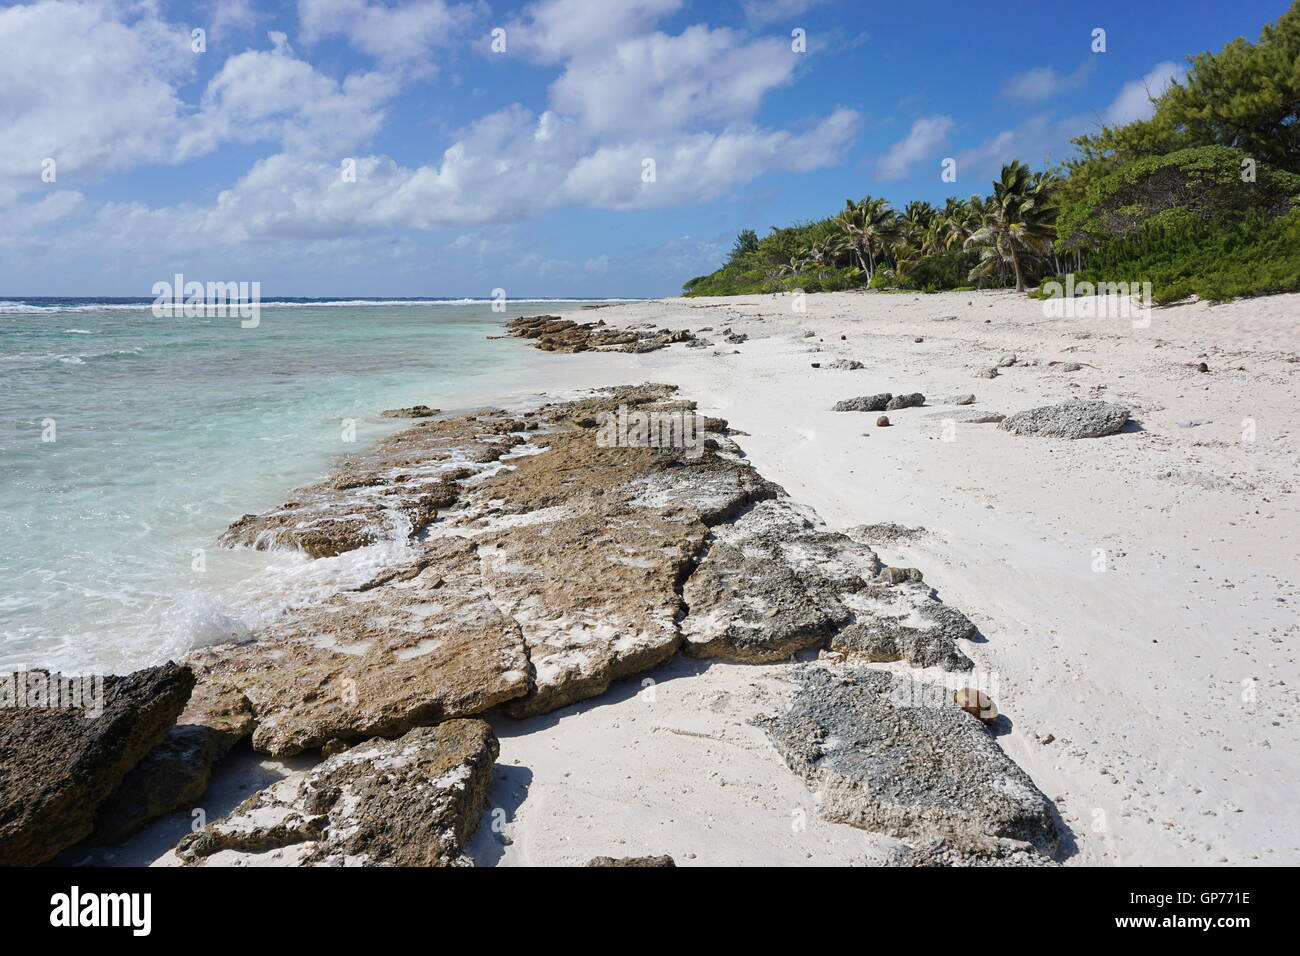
[
  {"left": 64, "top": 289, "right": 1300, "bottom": 869},
  {"left": 443, "top": 289, "right": 1298, "bottom": 867}
]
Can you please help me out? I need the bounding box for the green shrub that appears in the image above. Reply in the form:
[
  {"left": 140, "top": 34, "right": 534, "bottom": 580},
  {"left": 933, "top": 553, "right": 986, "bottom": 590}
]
[
  {"left": 1041, "top": 209, "right": 1300, "bottom": 303},
  {"left": 1057, "top": 145, "right": 1300, "bottom": 249}
]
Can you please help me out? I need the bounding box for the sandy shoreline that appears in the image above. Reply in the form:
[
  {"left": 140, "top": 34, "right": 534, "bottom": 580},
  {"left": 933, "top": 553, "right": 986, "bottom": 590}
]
[
  {"left": 468, "top": 289, "right": 1299, "bottom": 866},
  {"left": 64, "top": 288, "right": 1300, "bottom": 868}
]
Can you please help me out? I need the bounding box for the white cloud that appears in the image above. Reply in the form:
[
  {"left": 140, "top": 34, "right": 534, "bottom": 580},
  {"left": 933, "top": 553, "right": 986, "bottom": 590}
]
[
  {"left": 950, "top": 61, "right": 1187, "bottom": 184},
  {"left": 0, "top": 0, "right": 860, "bottom": 290},
  {"left": 953, "top": 115, "right": 1059, "bottom": 180},
  {"left": 506, "top": 0, "right": 683, "bottom": 63},
  {"left": 549, "top": 25, "right": 798, "bottom": 135},
  {"left": 207, "top": 0, "right": 259, "bottom": 42},
  {"left": 120, "top": 105, "right": 858, "bottom": 242},
  {"left": 876, "top": 115, "right": 953, "bottom": 180},
  {"left": 185, "top": 33, "right": 397, "bottom": 157},
  {"left": 1104, "top": 61, "right": 1185, "bottom": 126},
  {"left": 0, "top": 1, "right": 194, "bottom": 185},
  {"left": 741, "top": 0, "right": 828, "bottom": 25},
  {"left": 297, "top": 0, "right": 477, "bottom": 65},
  {"left": 564, "top": 110, "right": 858, "bottom": 209},
  {"left": 1001, "top": 60, "right": 1095, "bottom": 101}
]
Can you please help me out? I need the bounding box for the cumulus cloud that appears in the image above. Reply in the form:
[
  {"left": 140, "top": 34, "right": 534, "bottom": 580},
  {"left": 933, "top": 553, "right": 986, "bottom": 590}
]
[
  {"left": 297, "top": 0, "right": 478, "bottom": 66},
  {"left": 1001, "top": 60, "right": 1095, "bottom": 101},
  {"left": 949, "top": 61, "right": 1188, "bottom": 184},
  {"left": 120, "top": 105, "right": 858, "bottom": 242},
  {"left": 185, "top": 32, "right": 397, "bottom": 157},
  {"left": 549, "top": 25, "right": 799, "bottom": 135},
  {"left": 506, "top": 0, "right": 683, "bottom": 63},
  {"left": 741, "top": 0, "right": 829, "bottom": 25},
  {"left": 0, "top": 1, "right": 194, "bottom": 185},
  {"left": 0, "top": 0, "right": 859, "bottom": 290},
  {"left": 951, "top": 114, "right": 1063, "bottom": 180},
  {"left": 206, "top": 0, "right": 260, "bottom": 42},
  {"left": 1103, "top": 61, "right": 1185, "bottom": 126},
  {"left": 876, "top": 115, "right": 954, "bottom": 180}
]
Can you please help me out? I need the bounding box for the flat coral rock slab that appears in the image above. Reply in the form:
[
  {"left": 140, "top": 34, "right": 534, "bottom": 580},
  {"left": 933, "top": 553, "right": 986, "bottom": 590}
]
[
  {"left": 757, "top": 666, "right": 1058, "bottom": 855},
  {"left": 475, "top": 512, "right": 701, "bottom": 717},
  {"left": 188, "top": 537, "right": 528, "bottom": 756},
  {"left": 682, "top": 500, "right": 863, "bottom": 662},
  {"left": 176, "top": 720, "right": 498, "bottom": 867}
]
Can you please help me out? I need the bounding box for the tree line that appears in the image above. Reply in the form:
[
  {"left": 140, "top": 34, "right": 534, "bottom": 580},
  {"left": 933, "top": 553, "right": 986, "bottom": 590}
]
[{"left": 685, "top": 2, "right": 1300, "bottom": 302}]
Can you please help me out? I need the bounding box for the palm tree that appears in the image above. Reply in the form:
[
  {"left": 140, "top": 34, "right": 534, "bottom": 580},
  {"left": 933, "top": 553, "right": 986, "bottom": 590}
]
[
  {"left": 794, "top": 236, "right": 842, "bottom": 283},
  {"left": 963, "top": 161, "right": 1058, "bottom": 292},
  {"left": 832, "top": 197, "right": 897, "bottom": 281}
]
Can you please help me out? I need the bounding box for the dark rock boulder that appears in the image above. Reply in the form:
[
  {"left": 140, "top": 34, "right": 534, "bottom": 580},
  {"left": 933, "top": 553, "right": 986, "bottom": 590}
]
[
  {"left": 91, "top": 722, "right": 243, "bottom": 845},
  {"left": 586, "top": 855, "right": 676, "bottom": 867},
  {"left": 833, "top": 393, "right": 892, "bottom": 412},
  {"left": 0, "top": 663, "right": 194, "bottom": 865},
  {"left": 885, "top": 392, "right": 925, "bottom": 410}
]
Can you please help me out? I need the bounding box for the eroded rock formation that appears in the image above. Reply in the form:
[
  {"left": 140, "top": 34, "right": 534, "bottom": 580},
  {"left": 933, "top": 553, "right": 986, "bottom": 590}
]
[
  {"left": 1000, "top": 400, "right": 1131, "bottom": 439},
  {"left": 132, "top": 381, "right": 1055, "bottom": 866},
  {"left": 503, "top": 314, "right": 695, "bottom": 353},
  {"left": 196, "top": 385, "right": 983, "bottom": 757},
  {"left": 176, "top": 720, "right": 497, "bottom": 866},
  {"left": 757, "top": 666, "right": 1058, "bottom": 857},
  {"left": 0, "top": 663, "right": 194, "bottom": 866}
]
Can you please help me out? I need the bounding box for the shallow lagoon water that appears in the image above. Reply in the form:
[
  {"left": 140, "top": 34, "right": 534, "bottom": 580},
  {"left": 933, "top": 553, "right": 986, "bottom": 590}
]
[{"left": 0, "top": 299, "right": 614, "bottom": 672}]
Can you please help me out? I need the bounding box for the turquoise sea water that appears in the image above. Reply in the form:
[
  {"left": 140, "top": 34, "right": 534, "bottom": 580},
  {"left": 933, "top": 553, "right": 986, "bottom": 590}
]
[{"left": 0, "top": 298, "right": 614, "bottom": 673}]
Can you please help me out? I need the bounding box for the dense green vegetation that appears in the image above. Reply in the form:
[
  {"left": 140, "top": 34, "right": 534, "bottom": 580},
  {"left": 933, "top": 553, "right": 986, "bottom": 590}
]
[{"left": 684, "top": 2, "right": 1300, "bottom": 303}]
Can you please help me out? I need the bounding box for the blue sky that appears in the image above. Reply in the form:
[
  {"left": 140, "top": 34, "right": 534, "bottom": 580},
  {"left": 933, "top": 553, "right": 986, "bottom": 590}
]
[{"left": 0, "top": 0, "right": 1289, "bottom": 297}]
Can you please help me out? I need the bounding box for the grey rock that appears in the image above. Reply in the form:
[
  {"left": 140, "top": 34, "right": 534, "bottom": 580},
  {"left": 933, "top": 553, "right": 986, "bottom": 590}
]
[
  {"left": 831, "top": 600, "right": 976, "bottom": 671},
  {"left": 833, "top": 393, "right": 892, "bottom": 412},
  {"left": 585, "top": 854, "right": 676, "bottom": 867},
  {"left": 1000, "top": 400, "right": 1130, "bottom": 439},
  {"left": 844, "top": 522, "right": 926, "bottom": 545},
  {"left": 874, "top": 566, "right": 923, "bottom": 585},
  {"left": 885, "top": 392, "right": 925, "bottom": 411},
  {"left": 888, "top": 837, "right": 1059, "bottom": 867},
  {"left": 757, "top": 666, "right": 1059, "bottom": 853},
  {"left": 973, "top": 367, "right": 999, "bottom": 379},
  {"left": 176, "top": 720, "right": 497, "bottom": 867},
  {"left": 997, "top": 354, "right": 1018, "bottom": 368},
  {"left": 380, "top": 405, "right": 439, "bottom": 418},
  {"left": 940, "top": 394, "right": 977, "bottom": 406},
  {"left": 825, "top": 359, "right": 864, "bottom": 370},
  {"left": 682, "top": 500, "right": 865, "bottom": 662},
  {"left": 926, "top": 409, "right": 1006, "bottom": 424}
]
